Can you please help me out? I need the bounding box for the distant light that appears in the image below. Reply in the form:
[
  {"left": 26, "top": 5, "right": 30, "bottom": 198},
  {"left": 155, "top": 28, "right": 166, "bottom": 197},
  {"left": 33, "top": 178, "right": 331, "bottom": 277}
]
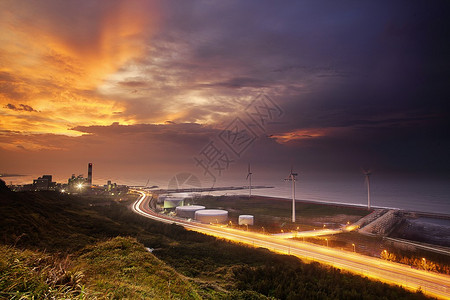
[
  {"left": 77, "top": 183, "right": 83, "bottom": 189},
  {"left": 61, "top": 189, "right": 65, "bottom": 193}
]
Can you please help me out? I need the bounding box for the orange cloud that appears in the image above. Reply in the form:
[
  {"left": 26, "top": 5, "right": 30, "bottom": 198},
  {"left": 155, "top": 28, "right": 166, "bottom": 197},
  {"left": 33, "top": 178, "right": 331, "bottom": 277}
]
[
  {"left": 271, "top": 128, "right": 329, "bottom": 144},
  {"left": 0, "top": 0, "right": 159, "bottom": 138}
]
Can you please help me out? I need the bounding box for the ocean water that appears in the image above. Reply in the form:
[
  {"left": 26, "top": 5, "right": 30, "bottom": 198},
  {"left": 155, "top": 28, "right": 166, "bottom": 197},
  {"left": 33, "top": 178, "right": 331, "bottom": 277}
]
[{"left": 200, "top": 174, "right": 450, "bottom": 215}]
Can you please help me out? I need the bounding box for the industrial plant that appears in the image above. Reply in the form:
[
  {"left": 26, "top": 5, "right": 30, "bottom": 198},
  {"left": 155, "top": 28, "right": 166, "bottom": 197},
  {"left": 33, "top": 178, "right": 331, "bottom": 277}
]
[{"left": 9, "top": 163, "right": 127, "bottom": 196}]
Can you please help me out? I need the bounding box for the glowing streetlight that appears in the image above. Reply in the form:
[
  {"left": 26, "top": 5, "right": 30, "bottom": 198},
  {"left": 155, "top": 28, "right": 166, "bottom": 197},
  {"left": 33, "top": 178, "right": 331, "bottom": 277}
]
[
  {"left": 325, "top": 238, "right": 329, "bottom": 247},
  {"left": 352, "top": 243, "right": 356, "bottom": 252},
  {"left": 77, "top": 183, "right": 83, "bottom": 190}
]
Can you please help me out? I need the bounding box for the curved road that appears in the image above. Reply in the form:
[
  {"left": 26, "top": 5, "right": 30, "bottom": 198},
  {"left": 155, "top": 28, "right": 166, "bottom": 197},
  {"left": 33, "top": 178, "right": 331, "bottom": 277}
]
[{"left": 132, "top": 191, "right": 450, "bottom": 299}]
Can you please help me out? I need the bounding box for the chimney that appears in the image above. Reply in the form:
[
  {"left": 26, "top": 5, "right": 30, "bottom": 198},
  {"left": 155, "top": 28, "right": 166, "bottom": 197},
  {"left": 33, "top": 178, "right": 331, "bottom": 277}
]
[{"left": 87, "top": 163, "right": 92, "bottom": 185}]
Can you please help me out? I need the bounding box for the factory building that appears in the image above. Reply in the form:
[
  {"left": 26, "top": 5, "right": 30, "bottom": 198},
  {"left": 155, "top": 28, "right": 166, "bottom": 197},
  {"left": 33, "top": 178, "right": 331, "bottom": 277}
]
[
  {"left": 163, "top": 196, "right": 185, "bottom": 209},
  {"left": 32, "top": 175, "right": 55, "bottom": 191},
  {"left": 68, "top": 174, "right": 87, "bottom": 191}
]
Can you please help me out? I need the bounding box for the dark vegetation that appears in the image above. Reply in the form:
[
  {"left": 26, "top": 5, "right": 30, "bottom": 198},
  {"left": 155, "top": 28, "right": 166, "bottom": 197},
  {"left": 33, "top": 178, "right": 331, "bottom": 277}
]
[
  {"left": 0, "top": 180, "right": 432, "bottom": 299},
  {"left": 381, "top": 247, "right": 450, "bottom": 275}
]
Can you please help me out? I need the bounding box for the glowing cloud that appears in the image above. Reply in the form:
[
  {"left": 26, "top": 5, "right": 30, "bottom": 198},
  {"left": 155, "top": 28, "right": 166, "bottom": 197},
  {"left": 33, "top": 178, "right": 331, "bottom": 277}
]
[{"left": 0, "top": 0, "right": 159, "bottom": 138}]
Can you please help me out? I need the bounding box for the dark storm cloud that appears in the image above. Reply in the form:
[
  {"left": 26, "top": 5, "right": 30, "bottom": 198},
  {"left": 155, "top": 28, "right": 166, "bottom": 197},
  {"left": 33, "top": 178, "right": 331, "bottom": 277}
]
[
  {"left": 4, "top": 103, "right": 38, "bottom": 112},
  {"left": 70, "top": 122, "right": 217, "bottom": 146},
  {"left": 108, "top": 0, "right": 448, "bottom": 174}
]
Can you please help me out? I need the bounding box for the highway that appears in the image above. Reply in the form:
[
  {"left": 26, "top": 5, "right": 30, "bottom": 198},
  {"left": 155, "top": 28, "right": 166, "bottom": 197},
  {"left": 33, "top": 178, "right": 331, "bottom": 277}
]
[{"left": 132, "top": 191, "right": 450, "bottom": 299}]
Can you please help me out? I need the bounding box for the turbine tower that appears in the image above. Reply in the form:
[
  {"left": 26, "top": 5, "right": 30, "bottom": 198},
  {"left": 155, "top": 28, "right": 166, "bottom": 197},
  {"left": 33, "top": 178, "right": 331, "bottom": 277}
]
[
  {"left": 284, "top": 166, "right": 298, "bottom": 223},
  {"left": 363, "top": 169, "right": 371, "bottom": 210},
  {"left": 246, "top": 163, "right": 252, "bottom": 197}
]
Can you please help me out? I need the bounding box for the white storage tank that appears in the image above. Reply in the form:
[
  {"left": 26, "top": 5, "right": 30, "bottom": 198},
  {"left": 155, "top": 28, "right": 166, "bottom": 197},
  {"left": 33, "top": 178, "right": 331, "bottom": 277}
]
[
  {"left": 195, "top": 209, "right": 228, "bottom": 224},
  {"left": 238, "top": 215, "right": 254, "bottom": 226},
  {"left": 176, "top": 205, "right": 205, "bottom": 219},
  {"left": 163, "top": 197, "right": 184, "bottom": 209}
]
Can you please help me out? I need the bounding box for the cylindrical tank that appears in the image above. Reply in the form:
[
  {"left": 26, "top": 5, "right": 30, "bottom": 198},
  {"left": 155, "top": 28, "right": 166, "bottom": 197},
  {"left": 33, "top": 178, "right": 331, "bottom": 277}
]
[
  {"left": 238, "top": 215, "right": 254, "bottom": 226},
  {"left": 163, "top": 197, "right": 184, "bottom": 209},
  {"left": 176, "top": 205, "right": 205, "bottom": 219},
  {"left": 195, "top": 209, "right": 228, "bottom": 224}
]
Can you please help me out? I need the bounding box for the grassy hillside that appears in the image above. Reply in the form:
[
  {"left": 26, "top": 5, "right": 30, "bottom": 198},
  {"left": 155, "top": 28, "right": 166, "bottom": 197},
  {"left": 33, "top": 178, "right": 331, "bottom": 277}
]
[
  {"left": 76, "top": 237, "right": 200, "bottom": 299},
  {"left": 0, "top": 244, "right": 86, "bottom": 299},
  {"left": 0, "top": 237, "right": 200, "bottom": 299},
  {"left": 0, "top": 183, "right": 432, "bottom": 299}
]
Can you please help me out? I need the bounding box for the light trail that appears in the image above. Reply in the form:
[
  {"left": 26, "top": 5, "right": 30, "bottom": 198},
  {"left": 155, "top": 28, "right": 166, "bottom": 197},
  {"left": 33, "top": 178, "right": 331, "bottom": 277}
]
[{"left": 132, "top": 191, "right": 450, "bottom": 299}]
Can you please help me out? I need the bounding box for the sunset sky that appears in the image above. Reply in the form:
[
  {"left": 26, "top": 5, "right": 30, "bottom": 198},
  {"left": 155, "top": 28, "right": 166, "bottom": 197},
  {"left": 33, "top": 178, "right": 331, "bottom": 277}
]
[{"left": 1, "top": 0, "right": 449, "bottom": 186}]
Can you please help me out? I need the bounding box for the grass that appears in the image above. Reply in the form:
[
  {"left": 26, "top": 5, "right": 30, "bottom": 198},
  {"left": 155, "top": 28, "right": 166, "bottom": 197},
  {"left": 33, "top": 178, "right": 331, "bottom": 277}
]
[
  {"left": 0, "top": 237, "right": 201, "bottom": 300},
  {"left": 75, "top": 237, "right": 201, "bottom": 299},
  {"left": 0, "top": 244, "right": 88, "bottom": 299}
]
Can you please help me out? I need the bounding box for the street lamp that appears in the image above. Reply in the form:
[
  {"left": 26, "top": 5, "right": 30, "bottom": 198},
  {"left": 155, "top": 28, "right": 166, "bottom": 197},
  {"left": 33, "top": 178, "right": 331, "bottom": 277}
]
[
  {"left": 352, "top": 243, "right": 356, "bottom": 252},
  {"left": 262, "top": 227, "right": 265, "bottom": 234},
  {"left": 325, "top": 238, "right": 329, "bottom": 247}
]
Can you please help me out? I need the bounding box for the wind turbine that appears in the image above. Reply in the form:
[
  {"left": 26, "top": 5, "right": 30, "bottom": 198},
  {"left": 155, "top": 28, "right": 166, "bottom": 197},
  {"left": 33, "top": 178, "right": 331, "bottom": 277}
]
[
  {"left": 363, "top": 169, "right": 371, "bottom": 210},
  {"left": 246, "top": 163, "right": 252, "bottom": 197},
  {"left": 284, "top": 166, "right": 298, "bottom": 223}
]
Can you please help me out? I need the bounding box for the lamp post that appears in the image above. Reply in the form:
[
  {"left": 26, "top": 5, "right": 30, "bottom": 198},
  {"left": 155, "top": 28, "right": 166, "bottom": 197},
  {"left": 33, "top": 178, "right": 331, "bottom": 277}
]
[
  {"left": 352, "top": 243, "right": 356, "bottom": 252},
  {"left": 325, "top": 238, "right": 329, "bottom": 247}
]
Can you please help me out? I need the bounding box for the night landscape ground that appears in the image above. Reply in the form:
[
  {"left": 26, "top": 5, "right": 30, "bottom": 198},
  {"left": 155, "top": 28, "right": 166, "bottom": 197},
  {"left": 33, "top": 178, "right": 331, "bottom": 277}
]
[{"left": 0, "top": 180, "right": 438, "bottom": 299}]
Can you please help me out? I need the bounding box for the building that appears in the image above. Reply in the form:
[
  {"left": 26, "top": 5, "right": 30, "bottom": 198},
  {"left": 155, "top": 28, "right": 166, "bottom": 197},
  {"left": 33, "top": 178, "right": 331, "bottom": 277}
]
[
  {"left": 32, "top": 175, "right": 55, "bottom": 191},
  {"left": 68, "top": 174, "right": 87, "bottom": 192}
]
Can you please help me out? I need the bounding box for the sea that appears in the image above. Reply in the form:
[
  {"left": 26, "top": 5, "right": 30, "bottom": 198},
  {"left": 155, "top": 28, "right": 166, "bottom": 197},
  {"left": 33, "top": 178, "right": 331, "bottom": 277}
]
[{"left": 198, "top": 173, "right": 450, "bottom": 216}]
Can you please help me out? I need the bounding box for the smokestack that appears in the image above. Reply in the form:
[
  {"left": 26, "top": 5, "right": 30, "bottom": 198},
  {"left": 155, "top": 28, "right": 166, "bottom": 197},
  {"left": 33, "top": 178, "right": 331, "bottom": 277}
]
[{"left": 87, "top": 163, "right": 92, "bottom": 185}]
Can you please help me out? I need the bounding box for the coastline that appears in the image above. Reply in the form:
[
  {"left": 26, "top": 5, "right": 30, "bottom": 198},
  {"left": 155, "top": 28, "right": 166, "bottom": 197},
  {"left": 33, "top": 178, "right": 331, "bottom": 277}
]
[{"left": 214, "top": 193, "right": 450, "bottom": 219}]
